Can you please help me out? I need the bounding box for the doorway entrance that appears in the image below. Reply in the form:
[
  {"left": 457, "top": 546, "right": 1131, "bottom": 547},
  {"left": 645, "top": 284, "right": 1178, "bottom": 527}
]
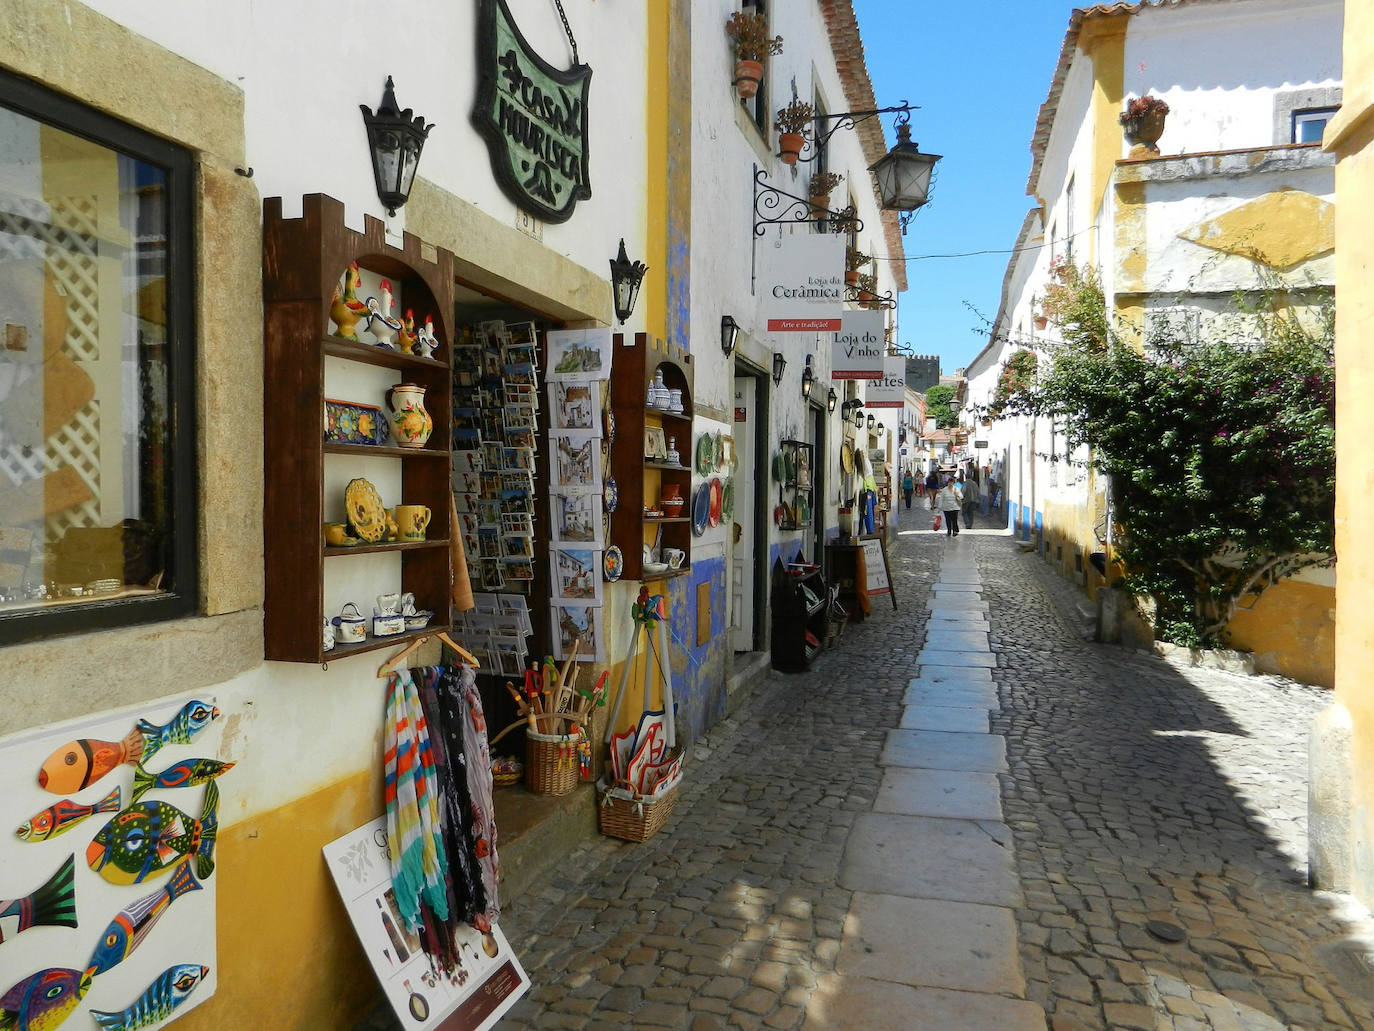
[{"left": 731, "top": 367, "right": 769, "bottom": 653}]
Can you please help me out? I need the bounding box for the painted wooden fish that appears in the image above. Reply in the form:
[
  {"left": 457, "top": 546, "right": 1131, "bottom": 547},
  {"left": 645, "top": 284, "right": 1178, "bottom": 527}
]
[
  {"left": 85, "top": 860, "right": 201, "bottom": 979},
  {"left": 36, "top": 731, "right": 143, "bottom": 796},
  {"left": 0, "top": 856, "right": 77, "bottom": 945},
  {"left": 86, "top": 783, "right": 219, "bottom": 886},
  {"left": 17, "top": 788, "right": 121, "bottom": 843},
  {"left": 136, "top": 700, "right": 219, "bottom": 767},
  {"left": 130, "top": 759, "right": 234, "bottom": 805},
  {"left": 0, "top": 966, "right": 91, "bottom": 1031},
  {"left": 36, "top": 700, "right": 218, "bottom": 796},
  {"left": 89, "top": 963, "right": 208, "bottom": 1031}
]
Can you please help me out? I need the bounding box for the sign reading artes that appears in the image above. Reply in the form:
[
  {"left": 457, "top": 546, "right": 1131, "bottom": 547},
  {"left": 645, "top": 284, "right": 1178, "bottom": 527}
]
[{"left": 473, "top": 0, "right": 592, "bottom": 223}]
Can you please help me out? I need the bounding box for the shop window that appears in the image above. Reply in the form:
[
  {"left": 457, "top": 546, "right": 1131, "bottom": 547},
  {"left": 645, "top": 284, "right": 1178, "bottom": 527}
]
[
  {"left": 1292, "top": 108, "right": 1337, "bottom": 145},
  {"left": 0, "top": 69, "right": 197, "bottom": 644}
]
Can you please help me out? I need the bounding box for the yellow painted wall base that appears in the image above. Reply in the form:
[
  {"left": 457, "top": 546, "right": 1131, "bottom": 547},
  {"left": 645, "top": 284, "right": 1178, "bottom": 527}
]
[
  {"left": 1227, "top": 580, "right": 1336, "bottom": 688},
  {"left": 175, "top": 769, "right": 383, "bottom": 1031}
]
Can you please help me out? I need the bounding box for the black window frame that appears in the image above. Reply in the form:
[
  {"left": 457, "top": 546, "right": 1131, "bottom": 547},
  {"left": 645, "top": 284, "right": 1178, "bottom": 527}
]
[{"left": 0, "top": 68, "right": 199, "bottom": 645}]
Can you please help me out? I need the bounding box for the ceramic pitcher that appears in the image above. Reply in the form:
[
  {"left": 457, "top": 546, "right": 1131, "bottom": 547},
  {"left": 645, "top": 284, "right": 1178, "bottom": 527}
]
[{"left": 387, "top": 382, "right": 433, "bottom": 448}]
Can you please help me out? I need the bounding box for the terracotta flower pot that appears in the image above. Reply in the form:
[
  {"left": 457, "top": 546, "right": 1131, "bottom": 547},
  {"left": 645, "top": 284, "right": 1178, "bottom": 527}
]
[
  {"left": 809, "top": 191, "right": 830, "bottom": 213},
  {"left": 1123, "top": 110, "right": 1167, "bottom": 153},
  {"left": 1034, "top": 316, "right": 1048, "bottom": 330},
  {"left": 845, "top": 270, "right": 860, "bottom": 287},
  {"left": 734, "top": 59, "right": 763, "bottom": 99},
  {"left": 778, "top": 132, "right": 804, "bottom": 165}
]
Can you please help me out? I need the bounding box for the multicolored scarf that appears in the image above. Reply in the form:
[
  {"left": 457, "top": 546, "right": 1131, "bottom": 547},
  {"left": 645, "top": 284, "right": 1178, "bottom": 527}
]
[
  {"left": 384, "top": 668, "right": 448, "bottom": 931},
  {"left": 449, "top": 664, "right": 500, "bottom": 929}
]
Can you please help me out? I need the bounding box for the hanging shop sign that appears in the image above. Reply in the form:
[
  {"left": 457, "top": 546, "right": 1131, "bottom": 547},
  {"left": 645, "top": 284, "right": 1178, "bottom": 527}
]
[
  {"left": 829, "top": 310, "right": 887, "bottom": 380},
  {"left": 762, "top": 234, "right": 845, "bottom": 332},
  {"left": 863, "top": 356, "right": 908, "bottom": 406},
  {"left": 473, "top": 0, "right": 592, "bottom": 224}
]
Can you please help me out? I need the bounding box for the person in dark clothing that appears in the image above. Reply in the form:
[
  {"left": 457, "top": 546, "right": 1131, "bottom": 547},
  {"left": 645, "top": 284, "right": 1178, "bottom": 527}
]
[
  {"left": 902, "top": 470, "right": 914, "bottom": 509},
  {"left": 924, "top": 469, "right": 939, "bottom": 509}
]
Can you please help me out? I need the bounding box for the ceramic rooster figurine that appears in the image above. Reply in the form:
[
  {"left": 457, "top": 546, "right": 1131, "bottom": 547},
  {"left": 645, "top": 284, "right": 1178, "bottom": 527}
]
[
  {"left": 329, "top": 261, "right": 368, "bottom": 341},
  {"left": 398, "top": 308, "right": 418, "bottom": 355},
  {"left": 364, "top": 278, "right": 403, "bottom": 349},
  {"left": 413, "top": 315, "right": 438, "bottom": 359}
]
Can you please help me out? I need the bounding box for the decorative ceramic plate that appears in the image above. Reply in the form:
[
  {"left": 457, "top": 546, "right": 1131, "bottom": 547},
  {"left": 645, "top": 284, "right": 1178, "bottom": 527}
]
[
  {"left": 603, "top": 476, "right": 618, "bottom": 512},
  {"left": 643, "top": 561, "right": 670, "bottom": 575},
  {"left": 708, "top": 477, "right": 723, "bottom": 528},
  {"left": 325, "top": 399, "right": 388, "bottom": 446},
  {"left": 344, "top": 477, "right": 387, "bottom": 542},
  {"left": 603, "top": 546, "right": 624, "bottom": 582},
  {"left": 722, "top": 478, "right": 735, "bottom": 520},
  {"left": 692, "top": 482, "right": 711, "bottom": 537},
  {"left": 840, "top": 441, "right": 854, "bottom": 475},
  {"left": 696, "top": 434, "right": 714, "bottom": 475}
]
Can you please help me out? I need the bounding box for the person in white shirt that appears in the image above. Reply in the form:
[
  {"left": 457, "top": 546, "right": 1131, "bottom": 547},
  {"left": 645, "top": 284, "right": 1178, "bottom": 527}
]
[{"left": 935, "top": 478, "right": 963, "bottom": 537}]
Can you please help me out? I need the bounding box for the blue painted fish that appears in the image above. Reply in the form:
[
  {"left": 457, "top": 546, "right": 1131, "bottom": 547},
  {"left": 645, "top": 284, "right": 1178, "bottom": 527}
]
[
  {"left": 85, "top": 860, "right": 201, "bottom": 978},
  {"left": 36, "top": 701, "right": 218, "bottom": 796},
  {"left": 130, "top": 759, "right": 234, "bottom": 805},
  {"left": 17, "top": 788, "right": 121, "bottom": 842},
  {"left": 136, "top": 701, "right": 219, "bottom": 767},
  {"left": 89, "top": 963, "right": 208, "bottom": 1031},
  {"left": 86, "top": 783, "right": 218, "bottom": 885},
  {"left": 0, "top": 966, "right": 91, "bottom": 1031},
  {"left": 0, "top": 856, "right": 77, "bottom": 945}
]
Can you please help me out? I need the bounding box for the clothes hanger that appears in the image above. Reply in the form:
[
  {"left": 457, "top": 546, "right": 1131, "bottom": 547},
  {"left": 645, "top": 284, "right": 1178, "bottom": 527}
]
[{"left": 377, "top": 632, "right": 480, "bottom": 678}]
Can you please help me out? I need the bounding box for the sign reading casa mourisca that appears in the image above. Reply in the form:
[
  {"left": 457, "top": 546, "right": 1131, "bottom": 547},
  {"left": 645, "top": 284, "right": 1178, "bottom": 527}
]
[{"left": 473, "top": 0, "right": 592, "bottom": 223}]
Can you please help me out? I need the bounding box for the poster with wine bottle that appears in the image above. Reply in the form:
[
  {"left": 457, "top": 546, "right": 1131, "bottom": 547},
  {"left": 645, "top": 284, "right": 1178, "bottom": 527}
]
[{"left": 323, "top": 817, "right": 528, "bottom": 1031}]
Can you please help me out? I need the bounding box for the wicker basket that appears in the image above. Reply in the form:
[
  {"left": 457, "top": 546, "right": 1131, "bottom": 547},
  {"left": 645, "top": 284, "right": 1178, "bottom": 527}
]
[
  {"left": 597, "top": 779, "right": 679, "bottom": 842},
  {"left": 525, "top": 729, "right": 580, "bottom": 796}
]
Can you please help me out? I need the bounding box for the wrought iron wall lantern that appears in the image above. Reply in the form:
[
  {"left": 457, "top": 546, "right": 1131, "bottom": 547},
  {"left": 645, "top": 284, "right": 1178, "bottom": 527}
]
[
  {"left": 827, "top": 387, "right": 838, "bottom": 414},
  {"left": 721, "top": 314, "right": 740, "bottom": 357},
  {"left": 360, "top": 76, "right": 435, "bottom": 216},
  {"left": 867, "top": 413, "right": 876, "bottom": 431},
  {"left": 609, "top": 239, "right": 648, "bottom": 325},
  {"left": 801, "top": 355, "right": 815, "bottom": 399},
  {"left": 794, "top": 102, "right": 942, "bottom": 235},
  {"left": 855, "top": 406, "right": 866, "bottom": 429},
  {"left": 771, "top": 351, "right": 787, "bottom": 386},
  {"left": 753, "top": 167, "right": 865, "bottom": 237},
  {"left": 841, "top": 398, "right": 864, "bottom": 427}
]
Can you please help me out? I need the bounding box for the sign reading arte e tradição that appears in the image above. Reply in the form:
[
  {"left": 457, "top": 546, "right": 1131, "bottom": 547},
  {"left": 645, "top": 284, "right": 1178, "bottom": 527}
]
[{"left": 473, "top": 0, "right": 592, "bottom": 224}]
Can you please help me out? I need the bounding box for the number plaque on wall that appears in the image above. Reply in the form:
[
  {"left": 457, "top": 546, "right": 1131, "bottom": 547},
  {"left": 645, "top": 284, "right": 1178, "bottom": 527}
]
[{"left": 473, "top": 0, "right": 593, "bottom": 224}]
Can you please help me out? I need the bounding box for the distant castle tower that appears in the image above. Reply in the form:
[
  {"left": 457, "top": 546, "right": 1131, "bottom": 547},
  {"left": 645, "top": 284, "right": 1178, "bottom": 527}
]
[{"left": 904, "top": 354, "right": 940, "bottom": 392}]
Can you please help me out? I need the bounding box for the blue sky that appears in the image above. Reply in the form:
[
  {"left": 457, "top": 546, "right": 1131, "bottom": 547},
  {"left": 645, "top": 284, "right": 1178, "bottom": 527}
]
[{"left": 853, "top": 0, "right": 1074, "bottom": 373}]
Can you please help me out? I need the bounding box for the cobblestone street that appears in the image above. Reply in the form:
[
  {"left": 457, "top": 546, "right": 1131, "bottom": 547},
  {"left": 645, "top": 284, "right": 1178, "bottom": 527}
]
[{"left": 363, "top": 531, "right": 1374, "bottom": 1030}]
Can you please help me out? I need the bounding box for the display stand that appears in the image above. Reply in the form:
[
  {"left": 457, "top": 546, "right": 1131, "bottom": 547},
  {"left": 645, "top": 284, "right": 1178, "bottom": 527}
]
[
  {"left": 769, "top": 557, "right": 828, "bottom": 672},
  {"left": 825, "top": 534, "right": 897, "bottom": 621}
]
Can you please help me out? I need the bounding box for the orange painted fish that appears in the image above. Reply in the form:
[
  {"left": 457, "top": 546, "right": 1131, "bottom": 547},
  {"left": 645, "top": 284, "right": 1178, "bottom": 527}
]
[
  {"left": 17, "top": 787, "right": 122, "bottom": 842},
  {"left": 37, "top": 731, "right": 144, "bottom": 796}
]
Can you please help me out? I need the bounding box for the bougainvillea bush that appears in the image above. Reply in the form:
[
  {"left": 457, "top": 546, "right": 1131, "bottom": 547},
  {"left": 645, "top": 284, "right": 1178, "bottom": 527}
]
[{"left": 1005, "top": 264, "right": 1334, "bottom": 646}]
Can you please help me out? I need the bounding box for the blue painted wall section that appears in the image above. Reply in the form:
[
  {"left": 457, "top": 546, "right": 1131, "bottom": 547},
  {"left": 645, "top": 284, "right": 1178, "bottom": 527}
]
[{"left": 664, "top": 555, "right": 728, "bottom": 745}]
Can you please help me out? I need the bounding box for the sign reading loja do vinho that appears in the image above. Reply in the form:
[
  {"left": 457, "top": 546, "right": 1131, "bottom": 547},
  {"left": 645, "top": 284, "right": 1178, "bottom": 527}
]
[{"left": 829, "top": 310, "right": 887, "bottom": 380}]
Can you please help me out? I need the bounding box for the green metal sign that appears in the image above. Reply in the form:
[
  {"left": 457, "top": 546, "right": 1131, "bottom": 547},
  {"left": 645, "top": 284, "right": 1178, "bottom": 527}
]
[{"left": 473, "top": 0, "right": 592, "bottom": 224}]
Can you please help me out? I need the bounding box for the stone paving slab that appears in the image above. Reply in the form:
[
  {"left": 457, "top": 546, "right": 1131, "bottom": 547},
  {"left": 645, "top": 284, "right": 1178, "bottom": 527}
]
[
  {"left": 904, "top": 685, "right": 997, "bottom": 710},
  {"left": 801, "top": 977, "right": 1046, "bottom": 1031},
  {"left": 936, "top": 571, "right": 982, "bottom": 583},
  {"left": 923, "top": 629, "right": 990, "bottom": 652},
  {"left": 915, "top": 665, "right": 993, "bottom": 684},
  {"left": 881, "top": 728, "right": 1007, "bottom": 772},
  {"left": 899, "top": 703, "right": 989, "bottom": 734},
  {"left": 932, "top": 584, "right": 981, "bottom": 594},
  {"left": 874, "top": 767, "right": 1003, "bottom": 820},
  {"left": 925, "top": 612, "right": 991, "bottom": 629},
  {"left": 840, "top": 813, "right": 1021, "bottom": 906},
  {"left": 837, "top": 893, "right": 1024, "bottom": 994},
  {"left": 925, "top": 596, "right": 987, "bottom": 609},
  {"left": 918, "top": 649, "right": 998, "bottom": 668}
]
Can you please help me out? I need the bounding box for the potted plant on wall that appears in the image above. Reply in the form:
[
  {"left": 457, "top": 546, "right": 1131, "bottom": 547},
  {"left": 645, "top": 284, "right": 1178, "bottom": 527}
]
[
  {"left": 845, "top": 246, "right": 870, "bottom": 287},
  {"left": 774, "top": 99, "right": 814, "bottom": 165},
  {"left": 856, "top": 271, "right": 878, "bottom": 308},
  {"left": 1031, "top": 295, "right": 1048, "bottom": 330},
  {"left": 1120, "top": 94, "right": 1170, "bottom": 154},
  {"left": 726, "top": 11, "right": 783, "bottom": 100},
  {"left": 808, "top": 170, "right": 844, "bottom": 212}
]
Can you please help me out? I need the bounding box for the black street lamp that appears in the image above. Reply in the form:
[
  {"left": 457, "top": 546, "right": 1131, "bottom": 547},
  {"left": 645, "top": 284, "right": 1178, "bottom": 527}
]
[
  {"left": 360, "top": 76, "right": 434, "bottom": 217},
  {"left": 721, "top": 315, "right": 740, "bottom": 357},
  {"left": 801, "top": 355, "right": 815, "bottom": 399},
  {"left": 868, "top": 112, "right": 941, "bottom": 235},
  {"left": 772, "top": 352, "right": 787, "bottom": 387},
  {"left": 609, "top": 239, "right": 648, "bottom": 325},
  {"left": 827, "top": 387, "right": 838, "bottom": 414}
]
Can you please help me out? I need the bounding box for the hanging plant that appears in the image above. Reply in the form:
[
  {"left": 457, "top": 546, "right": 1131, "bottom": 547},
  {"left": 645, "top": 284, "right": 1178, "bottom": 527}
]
[
  {"left": 726, "top": 11, "right": 782, "bottom": 99},
  {"left": 809, "top": 170, "right": 844, "bottom": 201},
  {"left": 855, "top": 271, "right": 878, "bottom": 308},
  {"left": 774, "top": 99, "right": 814, "bottom": 166},
  {"left": 1120, "top": 94, "right": 1170, "bottom": 151}
]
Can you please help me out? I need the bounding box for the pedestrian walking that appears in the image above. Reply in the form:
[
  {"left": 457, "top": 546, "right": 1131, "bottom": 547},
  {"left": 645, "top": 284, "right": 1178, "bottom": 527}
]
[
  {"left": 962, "top": 469, "right": 978, "bottom": 529},
  {"left": 935, "top": 477, "right": 963, "bottom": 537},
  {"left": 902, "top": 469, "right": 914, "bottom": 509},
  {"left": 925, "top": 469, "right": 939, "bottom": 509}
]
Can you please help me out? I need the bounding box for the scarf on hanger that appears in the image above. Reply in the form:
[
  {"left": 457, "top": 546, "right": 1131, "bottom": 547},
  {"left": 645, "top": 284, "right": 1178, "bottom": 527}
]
[
  {"left": 384, "top": 667, "right": 448, "bottom": 932},
  {"left": 445, "top": 663, "right": 500, "bottom": 929}
]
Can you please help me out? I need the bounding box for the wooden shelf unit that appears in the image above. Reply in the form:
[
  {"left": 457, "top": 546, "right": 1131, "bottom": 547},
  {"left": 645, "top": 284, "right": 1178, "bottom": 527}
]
[
  {"left": 777, "top": 439, "right": 814, "bottom": 532},
  {"left": 608, "top": 333, "right": 695, "bottom": 581},
  {"left": 262, "top": 193, "right": 455, "bottom": 663},
  {"left": 770, "top": 559, "right": 828, "bottom": 672}
]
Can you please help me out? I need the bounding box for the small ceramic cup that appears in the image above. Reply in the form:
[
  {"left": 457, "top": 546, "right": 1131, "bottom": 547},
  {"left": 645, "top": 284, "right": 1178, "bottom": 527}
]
[
  {"left": 663, "top": 548, "right": 686, "bottom": 570},
  {"left": 323, "top": 522, "right": 350, "bottom": 547},
  {"left": 395, "top": 504, "right": 431, "bottom": 541}
]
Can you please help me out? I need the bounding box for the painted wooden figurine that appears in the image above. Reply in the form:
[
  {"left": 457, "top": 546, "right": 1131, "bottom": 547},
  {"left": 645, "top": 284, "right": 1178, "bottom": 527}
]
[
  {"left": 413, "top": 315, "right": 438, "bottom": 358},
  {"left": 365, "top": 278, "right": 403, "bottom": 349},
  {"left": 398, "top": 309, "right": 418, "bottom": 354}
]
